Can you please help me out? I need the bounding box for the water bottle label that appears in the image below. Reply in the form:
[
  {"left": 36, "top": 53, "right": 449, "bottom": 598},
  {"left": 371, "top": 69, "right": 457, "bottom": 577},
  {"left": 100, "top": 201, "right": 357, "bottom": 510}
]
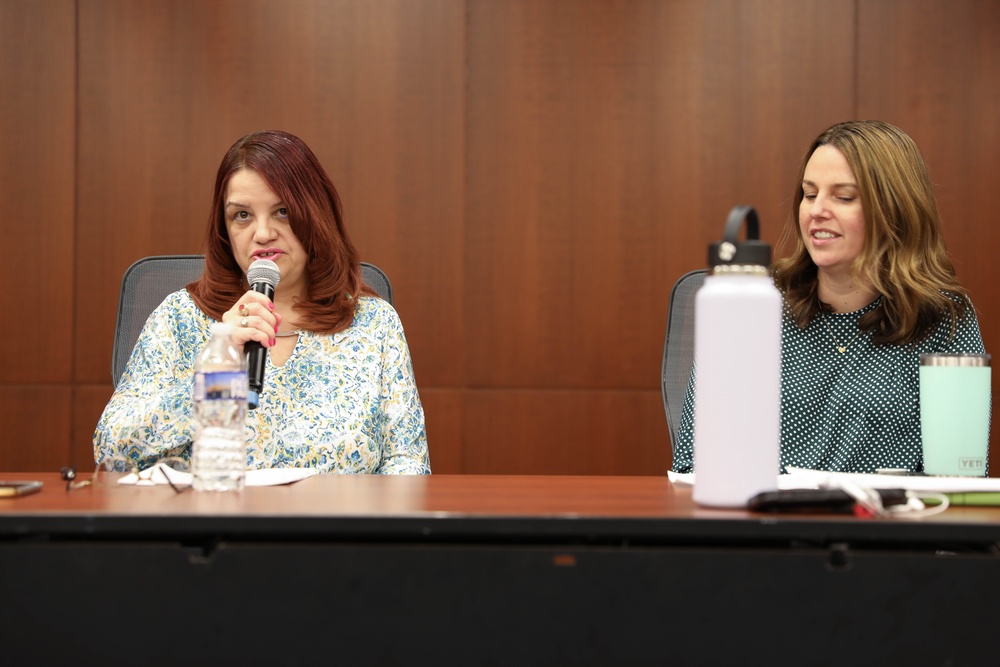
[{"left": 194, "top": 371, "right": 248, "bottom": 401}]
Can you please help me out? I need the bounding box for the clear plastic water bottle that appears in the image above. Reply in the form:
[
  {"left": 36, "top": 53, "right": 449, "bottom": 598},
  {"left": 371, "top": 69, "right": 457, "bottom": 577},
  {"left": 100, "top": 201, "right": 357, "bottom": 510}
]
[
  {"left": 692, "top": 205, "right": 781, "bottom": 507},
  {"left": 192, "top": 322, "right": 248, "bottom": 492}
]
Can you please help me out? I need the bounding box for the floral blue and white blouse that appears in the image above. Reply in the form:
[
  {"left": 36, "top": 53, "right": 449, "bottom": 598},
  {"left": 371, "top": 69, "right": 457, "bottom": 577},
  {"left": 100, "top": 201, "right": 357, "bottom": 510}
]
[{"left": 93, "top": 290, "right": 430, "bottom": 474}]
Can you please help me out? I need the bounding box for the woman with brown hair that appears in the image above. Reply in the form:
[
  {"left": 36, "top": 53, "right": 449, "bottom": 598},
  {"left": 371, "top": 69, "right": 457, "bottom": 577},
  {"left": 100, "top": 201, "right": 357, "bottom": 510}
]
[
  {"left": 94, "top": 130, "right": 429, "bottom": 474},
  {"left": 672, "top": 120, "right": 985, "bottom": 474}
]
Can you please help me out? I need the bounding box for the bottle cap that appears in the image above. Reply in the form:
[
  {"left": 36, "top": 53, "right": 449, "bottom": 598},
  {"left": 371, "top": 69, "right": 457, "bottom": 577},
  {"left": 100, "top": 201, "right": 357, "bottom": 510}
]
[
  {"left": 708, "top": 205, "right": 772, "bottom": 269},
  {"left": 211, "top": 322, "right": 234, "bottom": 336}
]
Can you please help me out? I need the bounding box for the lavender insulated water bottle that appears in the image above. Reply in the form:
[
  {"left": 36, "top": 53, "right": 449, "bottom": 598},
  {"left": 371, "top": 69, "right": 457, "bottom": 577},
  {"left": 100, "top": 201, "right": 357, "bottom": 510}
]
[{"left": 692, "top": 206, "right": 781, "bottom": 507}]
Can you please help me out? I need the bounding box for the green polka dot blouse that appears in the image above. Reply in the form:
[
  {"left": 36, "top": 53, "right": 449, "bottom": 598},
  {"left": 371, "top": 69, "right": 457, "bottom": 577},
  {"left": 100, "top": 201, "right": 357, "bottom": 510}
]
[{"left": 672, "top": 295, "right": 986, "bottom": 474}]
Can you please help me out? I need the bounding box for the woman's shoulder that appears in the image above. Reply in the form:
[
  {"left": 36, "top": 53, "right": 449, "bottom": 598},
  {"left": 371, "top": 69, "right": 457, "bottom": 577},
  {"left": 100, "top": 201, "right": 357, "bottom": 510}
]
[
  {"left": 163, "top": 287, "right": 197, "bottom": 306},
  {"left": 353, "top": 295, "right": 401, "bottom": 326},
  {"left": 156, "top": 288, "right": 204, "bottom": 319},
  {"left": 348, "top": 296, "right": 408, "bottom": 348},
  {"left": 146, "top": 288, "right": 210, "bottom": 334},
  {"left": 936, "top": 290, "right": 979, "bottom": 328},
  {"left": 940, "top": 289, "right": 971, "bottom": 304},
  {"left": 902, "top": 290, "right": 982, "bottom": 354}
]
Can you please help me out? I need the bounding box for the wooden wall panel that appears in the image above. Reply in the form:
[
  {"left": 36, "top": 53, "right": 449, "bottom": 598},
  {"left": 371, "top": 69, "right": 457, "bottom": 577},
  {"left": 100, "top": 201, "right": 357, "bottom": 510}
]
[
  {"left": 856, "top": 0, "right": 1000, "bottom": 470},
  {"left": 0, "top": 0, "right": 75, "bottom": 471},
  {"left": 464, "top": 0, "right": 855, "bottom": 394},
  {"left": 0, "top": 0, "right": 75, "bottom": 384},
  {"left": 0, "top": 387, "right": 73, "bottom": 471},
  {"left": 462, "top": 390, "right": 669, "bottom": 475},
  {"left": 5, "top": 0, "right": 1000, "bottom": 476},
  {"left": 75, "top": 0, "right": 465, "bottom": 388},
  {"left": 76, "top": 0, "right": 237, "bottom": 385},
  {"left": 419, "top": 389, "right": 463, "bottom": 474},
  {"left": 464, "top": 0, "right": 854, "bottom": 471}
]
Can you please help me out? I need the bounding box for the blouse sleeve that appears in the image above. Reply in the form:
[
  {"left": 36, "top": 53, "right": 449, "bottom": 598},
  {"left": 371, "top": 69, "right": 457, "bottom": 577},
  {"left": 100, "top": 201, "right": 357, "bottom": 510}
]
[
  {"left": 92, "top": 291, "right": 206, "bottom": 468},
  {"left": 670, "top": 364, "right": 697, "bottom": 473},
  {"left": 374, "top": 305, "right": 431, "bottom": 475},
  {"left": 940, "top": 298, "right": 987, "bottom": 354}
]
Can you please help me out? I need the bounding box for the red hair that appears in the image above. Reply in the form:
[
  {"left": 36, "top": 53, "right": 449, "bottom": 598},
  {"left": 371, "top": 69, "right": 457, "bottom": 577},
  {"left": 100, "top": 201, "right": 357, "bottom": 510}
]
[{"left": 188, "top": 130, "right": 375, "bottom": 333}]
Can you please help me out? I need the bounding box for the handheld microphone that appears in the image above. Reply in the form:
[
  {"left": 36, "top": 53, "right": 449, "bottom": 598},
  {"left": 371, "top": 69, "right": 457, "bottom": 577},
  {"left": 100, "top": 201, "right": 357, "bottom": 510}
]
[{"left": 245, "top": 259, "right": 281, "bottom": 409}]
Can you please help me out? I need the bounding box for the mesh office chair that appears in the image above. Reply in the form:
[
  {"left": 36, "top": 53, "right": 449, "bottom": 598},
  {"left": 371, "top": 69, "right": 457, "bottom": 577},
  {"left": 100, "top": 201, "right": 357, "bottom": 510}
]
[
  {"left": 661, "top": 269, "right": 707, "bottom": 452},
  {"left": 111, "top": 255, "right": 394, "bottom": 387}
]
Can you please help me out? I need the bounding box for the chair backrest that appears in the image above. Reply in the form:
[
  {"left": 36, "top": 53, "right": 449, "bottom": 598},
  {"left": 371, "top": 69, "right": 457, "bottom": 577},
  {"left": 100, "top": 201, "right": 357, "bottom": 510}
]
[
  {"left": 111, "top": 255, "right": 394, "bottom": 387},
  {"left": 661, "top": 269, "right": 707, "bottom": 452},
  {"left": 361, "top": 262, "right": 393, "bottom": 306}
]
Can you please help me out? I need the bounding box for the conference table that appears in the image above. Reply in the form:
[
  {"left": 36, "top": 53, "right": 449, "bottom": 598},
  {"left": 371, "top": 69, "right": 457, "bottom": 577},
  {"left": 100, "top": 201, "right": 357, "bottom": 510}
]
[{"left": 1, "top": 472, "right": 998, "bottom": 666}]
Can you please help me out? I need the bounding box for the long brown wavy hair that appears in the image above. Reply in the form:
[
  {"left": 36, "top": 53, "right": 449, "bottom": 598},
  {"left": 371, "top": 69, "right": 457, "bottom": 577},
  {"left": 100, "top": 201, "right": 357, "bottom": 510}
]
[
  {"left": 188, "top": 130, "right": 375, "bottom": 333},
  {"left": 773, "top": 120, "right": 970, "bottom": 345}
]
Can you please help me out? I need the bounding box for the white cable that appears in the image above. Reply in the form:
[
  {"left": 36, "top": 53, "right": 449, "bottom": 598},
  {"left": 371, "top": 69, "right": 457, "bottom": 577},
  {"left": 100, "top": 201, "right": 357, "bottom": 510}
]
[{"left": 887, "top": 491, "right": 950, "bottom": 518}]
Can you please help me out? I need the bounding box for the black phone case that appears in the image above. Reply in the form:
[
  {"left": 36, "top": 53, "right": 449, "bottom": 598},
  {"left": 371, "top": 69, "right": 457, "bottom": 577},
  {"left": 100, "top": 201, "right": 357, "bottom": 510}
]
[{"left": 748, "top": 488, "right": 908, "bottom": 513}]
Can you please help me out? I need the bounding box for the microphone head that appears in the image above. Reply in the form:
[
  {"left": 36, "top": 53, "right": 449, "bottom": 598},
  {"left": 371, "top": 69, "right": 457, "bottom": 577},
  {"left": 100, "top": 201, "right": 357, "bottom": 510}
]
[{"left": 247, "top": 259, "right": 281, "bottom": 288}]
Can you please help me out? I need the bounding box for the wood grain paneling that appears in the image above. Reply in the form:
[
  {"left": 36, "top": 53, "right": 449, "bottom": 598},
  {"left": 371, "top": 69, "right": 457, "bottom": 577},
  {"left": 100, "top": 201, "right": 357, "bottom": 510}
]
[
  {"left": 0, "top": 386, "right": 73, "bottom": 471},
  {"left": 5, "top": 0, "right": 1000, "bottom": 476},
  {"left": 420, "top": 389, "right": 463, "bottom": 474},
  {"left": 462, "top": 390, "right": 670, "bottom": 475},
  {"left": 76, "top": 0, "right": 233, "bottom": 384},
  {"left": 75, "top": 0, "right": 465, "bottom": 387},
  {"left": 0, "top": 0, "right": 76, "bottom": 383},
  {"left": 857, "top": 0, "right": 1000, "bottom": 471},
  {"left": 464, "top": 0, "right": 855, "bottom": 391}
]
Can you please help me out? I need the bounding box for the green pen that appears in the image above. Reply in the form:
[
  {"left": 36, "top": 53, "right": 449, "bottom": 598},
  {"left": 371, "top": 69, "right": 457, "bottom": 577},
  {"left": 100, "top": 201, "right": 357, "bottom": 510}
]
[{"left": 921, "top": 492, "right": 1000, "bottom": 507}]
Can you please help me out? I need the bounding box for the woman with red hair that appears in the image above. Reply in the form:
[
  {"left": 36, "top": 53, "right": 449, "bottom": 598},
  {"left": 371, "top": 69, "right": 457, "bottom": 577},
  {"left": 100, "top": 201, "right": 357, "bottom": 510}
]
[{"left": 94, "top": 130, "right": 429, "bottom": 475}]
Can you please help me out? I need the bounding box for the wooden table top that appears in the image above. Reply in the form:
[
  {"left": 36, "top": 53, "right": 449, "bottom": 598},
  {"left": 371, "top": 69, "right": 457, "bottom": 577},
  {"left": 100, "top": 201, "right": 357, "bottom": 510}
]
[{"left": 2, "top": 472, "right": 999, "bottom": 547}]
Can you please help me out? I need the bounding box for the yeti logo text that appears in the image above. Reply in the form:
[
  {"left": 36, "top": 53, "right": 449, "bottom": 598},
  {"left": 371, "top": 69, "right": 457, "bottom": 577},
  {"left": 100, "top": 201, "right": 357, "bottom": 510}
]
[{"left": 959, "top": 458, "right": 985, "bottom": 471}]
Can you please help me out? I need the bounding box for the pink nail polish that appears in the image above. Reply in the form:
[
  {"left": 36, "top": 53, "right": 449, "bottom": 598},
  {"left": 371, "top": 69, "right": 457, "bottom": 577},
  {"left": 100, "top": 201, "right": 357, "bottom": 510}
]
[
  {"left": 269, "top": 338, "right": 276, "bottom": 347},
  {"left": 268, "top": 302, "right": 275, "bottom": 311}
]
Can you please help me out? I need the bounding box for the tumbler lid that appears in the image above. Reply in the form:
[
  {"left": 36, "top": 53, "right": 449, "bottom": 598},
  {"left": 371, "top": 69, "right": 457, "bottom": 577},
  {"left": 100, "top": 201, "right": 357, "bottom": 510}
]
[
  {"left": 708, "top": 205, "right": 772, "bottom": 269},
  {"left": 919, "top": 353, "right": 991, "bottom": 367}
]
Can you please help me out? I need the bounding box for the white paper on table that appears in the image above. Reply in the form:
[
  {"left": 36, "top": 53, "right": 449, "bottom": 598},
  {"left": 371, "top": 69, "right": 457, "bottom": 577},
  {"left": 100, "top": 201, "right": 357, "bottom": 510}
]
[
  {"left": 667, "top": 471, "right": 807, "bottom": 489},
  {"left": 668, "top": 468, "right": 1000, "bottom": 493},
  {"left": 784, "top": 467, "right": 1000, "bottom": 493},
  {"left": 118, "top": 464, "right": 317, "bottom": 487}
]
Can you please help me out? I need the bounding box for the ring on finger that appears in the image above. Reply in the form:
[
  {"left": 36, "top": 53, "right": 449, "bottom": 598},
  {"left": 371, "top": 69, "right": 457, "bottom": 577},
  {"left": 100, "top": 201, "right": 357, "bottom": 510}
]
[
  {"left": 240, "top": 317, "right": 249, "bottom": 327},
  {"left": 239, "top": 304, "right": 250, "bottom": 317}
]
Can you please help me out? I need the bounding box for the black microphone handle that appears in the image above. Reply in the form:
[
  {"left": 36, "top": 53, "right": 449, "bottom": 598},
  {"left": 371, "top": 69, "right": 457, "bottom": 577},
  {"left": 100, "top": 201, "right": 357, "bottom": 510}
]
[{"left": 246, "top": 282, "right": 276, "bottom": 409}]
